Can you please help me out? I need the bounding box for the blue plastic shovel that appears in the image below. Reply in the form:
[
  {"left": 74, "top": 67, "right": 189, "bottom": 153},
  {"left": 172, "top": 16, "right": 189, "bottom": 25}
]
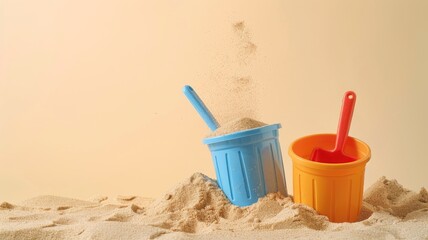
[{"left": 182, "top": 85, "right": 220, "bottom": 131}]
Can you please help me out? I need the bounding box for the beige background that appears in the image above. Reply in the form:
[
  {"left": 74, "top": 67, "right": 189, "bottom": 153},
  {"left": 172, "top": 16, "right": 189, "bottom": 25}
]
[{"left": 1, "top": 0, "right": 427, "bottom": 202}]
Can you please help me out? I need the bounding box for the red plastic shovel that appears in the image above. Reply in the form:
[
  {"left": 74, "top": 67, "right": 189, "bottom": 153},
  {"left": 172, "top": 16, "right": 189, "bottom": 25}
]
[{"left": 310, "top": 91, "right": 357, "bottom": 163}]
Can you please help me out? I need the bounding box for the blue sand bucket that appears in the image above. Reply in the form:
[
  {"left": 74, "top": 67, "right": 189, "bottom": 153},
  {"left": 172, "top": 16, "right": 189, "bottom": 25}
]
[{"left": 204, "top": 124, "right": 288, "bottom": 206}]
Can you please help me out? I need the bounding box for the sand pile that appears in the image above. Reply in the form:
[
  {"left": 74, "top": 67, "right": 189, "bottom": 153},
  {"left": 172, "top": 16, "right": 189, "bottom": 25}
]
[
  {"left": 144, "top": 173, "right": 326, "bottom": 233},
  {"left": 1, "top": 174, "right": 428, "bottom": 239},
  {"left": 208, "top": 117, "right": 267, "bottom": 137},
  {"left": 363, "top": 176, "right": 428, "bottom": 218},
  {"left": 145, "top": 173, "right": 243, "bottom": 233}
]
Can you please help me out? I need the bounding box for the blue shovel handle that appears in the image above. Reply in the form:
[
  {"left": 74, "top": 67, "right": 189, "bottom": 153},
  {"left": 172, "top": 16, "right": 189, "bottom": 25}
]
[{"left": 183, "top": 85, "right": 220, "bottom": 131}]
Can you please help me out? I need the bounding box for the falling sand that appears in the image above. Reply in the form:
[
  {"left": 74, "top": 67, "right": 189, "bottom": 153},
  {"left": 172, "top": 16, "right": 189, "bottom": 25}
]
[
  {"left": 1, "top": 174, "right": 428, "bottom": 239},
  {"left": 202, "top": 21, "right": 260, "bottom": 125}
]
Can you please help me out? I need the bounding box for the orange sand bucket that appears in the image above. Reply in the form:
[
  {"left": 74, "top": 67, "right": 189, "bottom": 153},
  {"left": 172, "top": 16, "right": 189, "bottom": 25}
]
[{"left": 288, "top": 134, "right": 371, "bottom": 222}]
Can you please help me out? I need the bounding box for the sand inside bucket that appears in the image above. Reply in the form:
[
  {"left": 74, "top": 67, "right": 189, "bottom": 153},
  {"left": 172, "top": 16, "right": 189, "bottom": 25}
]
[{"left": 208, "top": 117, "right": 267, "bottom": 137}]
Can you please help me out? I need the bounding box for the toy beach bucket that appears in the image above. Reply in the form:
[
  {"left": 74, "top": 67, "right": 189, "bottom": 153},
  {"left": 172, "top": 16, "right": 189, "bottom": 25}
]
[
  {"left": 288, "top": 134, "right": 371, "bottom": 222},
  {"left": 204, "top": 124, "right": 288, "bottom": 207}
]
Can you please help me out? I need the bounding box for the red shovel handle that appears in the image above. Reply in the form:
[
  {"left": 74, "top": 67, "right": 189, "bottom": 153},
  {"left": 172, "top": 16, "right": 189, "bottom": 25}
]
[{"left": 334, "top": 91, "right": 356, "bottom": 152}]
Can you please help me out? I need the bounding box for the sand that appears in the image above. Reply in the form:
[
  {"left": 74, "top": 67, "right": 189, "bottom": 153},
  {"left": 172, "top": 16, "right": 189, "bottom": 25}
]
[
  {"left": 1, "top": 174, "right": 427, "bottom": 239},
  {"left": 208, "top": 117, "right": 267, "bottom": 137},
  {"left": 204, "top": 21, "right": 259, "bottom": 125}
]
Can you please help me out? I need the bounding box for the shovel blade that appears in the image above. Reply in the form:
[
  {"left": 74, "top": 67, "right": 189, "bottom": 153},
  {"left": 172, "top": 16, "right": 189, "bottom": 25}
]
[{"left": 310, "top": 148, "right": 357, "bottom": 163}]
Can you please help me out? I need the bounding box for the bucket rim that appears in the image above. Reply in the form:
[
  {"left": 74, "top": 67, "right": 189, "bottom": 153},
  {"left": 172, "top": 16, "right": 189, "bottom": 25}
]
[
  {"left": 203, "top": 123, "right": 281, "bottom": 145},
  {"left": 288, "top": 133, "right": 371, "bottom": 169}
]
